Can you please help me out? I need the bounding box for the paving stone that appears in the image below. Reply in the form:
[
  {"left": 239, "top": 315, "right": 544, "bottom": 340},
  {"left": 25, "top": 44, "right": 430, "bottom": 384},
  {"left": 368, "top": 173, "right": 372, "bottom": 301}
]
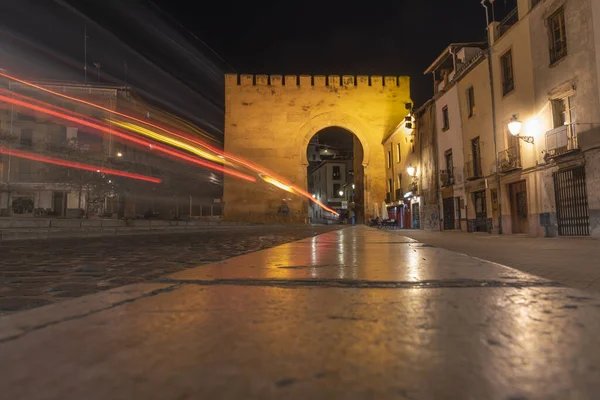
[{"left": 0, "top": 226, "right": 342, "bottom": 314}]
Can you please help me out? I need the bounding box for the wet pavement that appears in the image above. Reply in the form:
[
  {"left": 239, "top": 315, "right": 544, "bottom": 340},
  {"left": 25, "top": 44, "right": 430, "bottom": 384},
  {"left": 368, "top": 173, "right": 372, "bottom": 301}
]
[
  {"left": 0, "top": 225, "right": 342, "bottom": 315},
  {"left": 2, "top": 226, "right": 600, "bottom": 399},
  {"left": 395, "top": 229, "right": 600, "bottom": 293}
]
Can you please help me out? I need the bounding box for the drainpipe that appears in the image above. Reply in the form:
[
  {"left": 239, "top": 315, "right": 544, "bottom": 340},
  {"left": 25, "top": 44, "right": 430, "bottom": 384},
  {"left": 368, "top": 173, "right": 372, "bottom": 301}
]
[{"left": 482, "top": 0, "right": 503, "bottom": 234}]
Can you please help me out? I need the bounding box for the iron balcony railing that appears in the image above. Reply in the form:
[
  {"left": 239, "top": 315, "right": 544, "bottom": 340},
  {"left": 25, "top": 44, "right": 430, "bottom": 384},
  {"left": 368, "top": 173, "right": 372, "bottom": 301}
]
[
  {"left": 465, "top": 158, "right": 483, "bottom": 180},
  {"left": 498, "top": 146, "right": 521, "bottom": 173},
  {"left": 440, "top": 168, "right": 455, "bottom": 187},
  {"left": 545, "top": 124, "right": 579, "bottom": 159},
  {"left": 395, "top": 188, "right": 403, "bottom": 201},
  {"left": 496, "top": 8, "right": 518, "bottom": 40}
]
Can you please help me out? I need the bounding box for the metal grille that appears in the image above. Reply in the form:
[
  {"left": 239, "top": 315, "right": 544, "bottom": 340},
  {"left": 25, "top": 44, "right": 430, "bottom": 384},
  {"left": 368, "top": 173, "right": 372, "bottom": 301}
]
[
  {"left": 553, "top": 166, "right": 590, "bottom": 236},
  {"left": 443, "top": 197, "right": 455, "bottom": 230}
]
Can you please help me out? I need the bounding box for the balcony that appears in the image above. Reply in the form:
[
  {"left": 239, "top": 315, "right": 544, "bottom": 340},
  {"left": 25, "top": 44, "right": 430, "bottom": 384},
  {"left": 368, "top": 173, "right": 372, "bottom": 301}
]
[
  {"left": 496, "top": 8, "right": 518, "bottom": 40},
  {"left": 395, "top": 188, "right": 403, "bottom": 201},
  {"left": 545, "top": 124, "right": 579, "bottom": 160},
  {"left": 498, "top": 146, "right": 521, "bottom": 173},
  {"left": 465, "top": 158, "right": 483, "bottom": 180},
  {"left": 440, "top": 168, "right": 455, "bottom": 187}
]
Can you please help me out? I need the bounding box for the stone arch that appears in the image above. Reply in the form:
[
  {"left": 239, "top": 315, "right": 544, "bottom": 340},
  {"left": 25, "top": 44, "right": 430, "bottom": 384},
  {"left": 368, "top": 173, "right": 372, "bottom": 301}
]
[{"left": 297, "top": 112, "right": 371, "bottom": 167}]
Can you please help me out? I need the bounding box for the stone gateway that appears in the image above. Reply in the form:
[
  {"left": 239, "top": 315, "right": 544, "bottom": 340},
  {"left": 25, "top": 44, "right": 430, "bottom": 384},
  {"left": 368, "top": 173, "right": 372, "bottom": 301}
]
[{"left": 223, "top": 74, "right": 412, "bottom": 223}]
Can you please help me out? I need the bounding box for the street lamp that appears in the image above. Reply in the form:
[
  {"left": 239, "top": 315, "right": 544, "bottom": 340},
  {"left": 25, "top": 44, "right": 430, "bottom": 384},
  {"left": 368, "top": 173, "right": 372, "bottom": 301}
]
[
  {"left": 508, "top": 115, "right": 534, "bottom": 144},
  {"left": 116, "top": 151, "right": 123, "bottom": 157},
  {"left": 338, "top": 190, "right": 344, "bottom": 196},
  {"left": 407, "top": 164, "right": 416, "bottom": 178}
]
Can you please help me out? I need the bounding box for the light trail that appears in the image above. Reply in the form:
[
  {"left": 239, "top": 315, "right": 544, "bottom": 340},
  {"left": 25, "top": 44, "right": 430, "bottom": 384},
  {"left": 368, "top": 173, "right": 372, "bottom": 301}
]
[
  {"left": 0, "top": 146, "right": 162, "bottom": 183},
  {"left": 0, "top": 72, "right": 338, "bottom": 214},
  {"left": 0, "top": 93, "right": 257, "bottom": 183},
  {"left": 109, "top": 119, "right": 225, "bottom": 164}
]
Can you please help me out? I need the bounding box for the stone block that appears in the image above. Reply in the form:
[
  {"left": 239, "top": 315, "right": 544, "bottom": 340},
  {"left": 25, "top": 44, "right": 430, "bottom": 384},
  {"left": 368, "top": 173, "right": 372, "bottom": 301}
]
[
  {"left": 357, "top": 75, "right": 369, "bottom": 87},
  {"left": 255, "top": 75, "right": 268, "bottom": 86},
  {"left": 328, "top": 75, "right": 340, "bottom": 87},
  {"left": 371, "top": 76, "right": 383, "bottom": 87},
  {"left": 299, "top": 75, "right": 311, "bottom": 87},
  {"left": 240, "top": 74, "right": 253, "bottom": 86},
  {"left": 270, "top": 75, "right": 282, "bottom": 86},
  {"left": 342, "top": 75, "right": 355, "bottom": 87},
  {"left": 314, "top": 76, "right": 326, "bottom": 87},
  {"left": 384, "top": 76, "right": 397, "bottom": 87},
  {"left": 284, "top": 75, "right": 297, "bottom": 87}
]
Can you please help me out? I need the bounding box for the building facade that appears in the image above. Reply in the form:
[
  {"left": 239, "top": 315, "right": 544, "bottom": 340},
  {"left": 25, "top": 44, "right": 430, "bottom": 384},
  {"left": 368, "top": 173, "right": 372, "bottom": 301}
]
[
  {"left": 0, "top": 80, "right": 218, "bottom": 219},
  {"left": 425, "top": 43, "right": 487, "bottom": 232},
  {"left": 308, "top": 160, "right": 353, "bottom": 223},
  {"left": 415, "top": 0, "right": 600, "bottom": 238},
  {"left": 381, "top": 112, "right": 421, "bottom": 228}
]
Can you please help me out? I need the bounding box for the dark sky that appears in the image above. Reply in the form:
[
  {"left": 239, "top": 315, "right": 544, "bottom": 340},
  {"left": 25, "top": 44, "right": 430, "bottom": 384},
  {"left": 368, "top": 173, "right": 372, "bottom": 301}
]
[
  {"left": 153, "top": 0, "right": 516, "bottom": 106},
  {"left": 0, "top": 0, "right": 517, "bottom": 141}
]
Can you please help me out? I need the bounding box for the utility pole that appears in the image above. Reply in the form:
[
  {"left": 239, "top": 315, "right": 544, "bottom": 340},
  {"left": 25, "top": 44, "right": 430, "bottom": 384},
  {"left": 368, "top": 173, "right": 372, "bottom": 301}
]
[
  {"left": 124, "top": 61, "right": 128, "bottom": 84},
  {"left": 481, "top": 0, "right": 503, "bottom": 234}
]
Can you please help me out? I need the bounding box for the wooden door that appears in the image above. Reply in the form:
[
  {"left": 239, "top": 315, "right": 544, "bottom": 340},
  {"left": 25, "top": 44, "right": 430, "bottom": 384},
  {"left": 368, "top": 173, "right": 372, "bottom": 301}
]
[{"left": 509, "top": 180, "right": 529, "bottom": 234}]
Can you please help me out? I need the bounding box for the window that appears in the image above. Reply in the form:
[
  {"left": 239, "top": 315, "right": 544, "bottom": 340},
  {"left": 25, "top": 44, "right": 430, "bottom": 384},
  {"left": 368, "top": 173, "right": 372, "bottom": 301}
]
[
  {"left": 466, "top": 87, "right": 475, "bottom": 117},
  {"left": 396, "top": 143, "right": 401, "bottom": 163},
  {"left": 471, "top": 137, "right": 482, "bottom": 176},
  {"left": 500, "top": 50, "right": 515, "bottom": 95},
  {"left": 388, "top": 178, "right": 393, "bottom": 193},
  {"left": 442, "top": 106, "right": 450, "bottom": 130},
  {"left": 397, "top": 174, "right": 402, "bottom": 193},
  {"left": 445, "top": 150, "right": 453, "bottom": 174},
  {"left": 332, "top": 165, "right": 341, "bottom": 180},
  {"left": 551, "top": 95, "right": 576, "bottom": 132},
  {"left": 548, "top": 7, "right": 567, "bottom": 64},
  {"left": 387, "top": 150, "right": 392, "bottom": 169},
  {"left": 333, "top": 183, "right": 341, "bottom": 198},
  {"left": 20, "top": 129, "right": 33, "bottom": 148}
]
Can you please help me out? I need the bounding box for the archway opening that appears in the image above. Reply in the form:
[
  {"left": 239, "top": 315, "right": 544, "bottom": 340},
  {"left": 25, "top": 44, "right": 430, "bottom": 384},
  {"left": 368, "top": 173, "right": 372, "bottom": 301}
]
[{"left": 306, "top": 127, "right": 365, "bottom": 225}]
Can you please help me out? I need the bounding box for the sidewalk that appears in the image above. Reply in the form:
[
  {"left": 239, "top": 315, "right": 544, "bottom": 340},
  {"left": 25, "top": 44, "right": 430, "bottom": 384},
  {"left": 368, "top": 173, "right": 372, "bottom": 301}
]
[
  {"left": 395, "top": 229, "right": 600, "bottom": 292},
  {"left": 1, "top": 226, "right": 600, "bottom": 399},
  {"left": 0, "top": 217, "right": 251, "bottom": 242}
]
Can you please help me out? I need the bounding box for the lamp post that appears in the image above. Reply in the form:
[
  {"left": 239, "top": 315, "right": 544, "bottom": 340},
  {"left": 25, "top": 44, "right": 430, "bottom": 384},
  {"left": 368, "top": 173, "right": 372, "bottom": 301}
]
[{"left": 508, "top": 115, "right": 535, "bottom": 144}]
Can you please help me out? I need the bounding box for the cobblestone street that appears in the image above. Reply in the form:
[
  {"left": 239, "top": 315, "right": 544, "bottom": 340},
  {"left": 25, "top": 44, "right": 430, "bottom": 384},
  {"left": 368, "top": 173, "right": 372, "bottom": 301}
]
[{"left": 0, "top": 225, "right": 342, "bottom": 315}]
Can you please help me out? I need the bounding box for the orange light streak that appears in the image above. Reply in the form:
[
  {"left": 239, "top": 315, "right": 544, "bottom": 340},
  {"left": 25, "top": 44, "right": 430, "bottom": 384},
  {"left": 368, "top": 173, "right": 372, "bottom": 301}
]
[
  {"left": 0, "top": 93, "right": 256, "bottom": 183},
  {"left": 0, "top": 146, "right": 162, "bottom": 183},
  {"left": 0, "top": 72, "right": 337, "bottom": 214}
]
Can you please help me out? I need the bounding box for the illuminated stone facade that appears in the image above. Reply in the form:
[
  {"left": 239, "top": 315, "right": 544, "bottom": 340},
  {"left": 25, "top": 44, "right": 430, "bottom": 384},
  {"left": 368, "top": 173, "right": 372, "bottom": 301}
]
[{"left": 223, "top": 74, "right": 412, "bottom": 223}]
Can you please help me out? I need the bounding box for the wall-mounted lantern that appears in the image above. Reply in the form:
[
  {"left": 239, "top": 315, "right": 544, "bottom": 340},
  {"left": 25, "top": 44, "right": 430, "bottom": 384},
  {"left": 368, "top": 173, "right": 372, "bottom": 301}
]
[{"left": 508, "top": 115, "right": 534, "bottom": 144}]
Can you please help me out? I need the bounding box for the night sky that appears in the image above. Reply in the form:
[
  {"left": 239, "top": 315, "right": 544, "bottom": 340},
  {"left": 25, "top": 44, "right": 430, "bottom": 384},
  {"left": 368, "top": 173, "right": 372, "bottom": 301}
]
[{"left": 0, "top": 0, "right": 517, "bottom": 140}]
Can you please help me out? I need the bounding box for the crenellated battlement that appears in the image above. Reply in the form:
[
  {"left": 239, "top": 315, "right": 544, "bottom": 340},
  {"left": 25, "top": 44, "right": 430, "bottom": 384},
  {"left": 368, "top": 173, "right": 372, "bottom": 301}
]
[{"left": 225, "top": 73, "right": 410, "bottom": 88}]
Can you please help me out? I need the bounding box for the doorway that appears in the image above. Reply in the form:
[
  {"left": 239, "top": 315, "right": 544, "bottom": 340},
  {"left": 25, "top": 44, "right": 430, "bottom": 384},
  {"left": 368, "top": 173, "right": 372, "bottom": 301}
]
[
  {"left": 553, "top": 166, "right": 590, "bottom": 236},
  {"left": 509, "top": 180, "right": 529, "bottom": 234},
  {"left": 442, "top": 196, "right": 455, "bottom": 230},
  {"left": 52, "top": 191, "right": 67, "bottom": 216},
  {"left": 412, "top": 202, "right": 420, "bottom": 229},
  {"left": 472, "top": 190, "right": 487, "bottom": 232}
]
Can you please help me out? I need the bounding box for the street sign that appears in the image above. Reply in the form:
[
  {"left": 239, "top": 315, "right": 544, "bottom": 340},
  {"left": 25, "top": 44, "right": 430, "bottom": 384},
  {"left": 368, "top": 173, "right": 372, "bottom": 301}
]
[{"left": 341, "top": 201, "right": 348, "bottom": 209}]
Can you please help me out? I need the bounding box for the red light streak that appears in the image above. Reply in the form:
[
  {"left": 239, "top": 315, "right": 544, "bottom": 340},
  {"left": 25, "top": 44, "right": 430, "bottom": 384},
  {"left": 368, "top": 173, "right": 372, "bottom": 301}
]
[
  {"left": 0, "top": 146, "right": 162, "bottom": 183},
  {"left": 0, "top": 72, "right": 337, "bottom": 214},
  {"left": 0, "top": 93, "right": 257, "bottom": 183}
]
